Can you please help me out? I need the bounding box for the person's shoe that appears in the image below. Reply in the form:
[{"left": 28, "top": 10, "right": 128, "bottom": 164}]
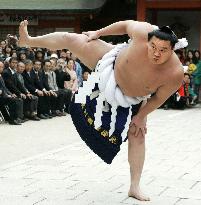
[
  {"left": 44, "top": 114, "right": 52, "bottom": 119},
  {"left": 51, "top": 110, "right": 60, "bottom": 117},
  {"left": 55, "top": 110, "right": 63, "bottom": 117},
  {"left": 31, "top": 115, "right": 41, "bottom": 121},
  {"left": 9, "top": 119, "right": 21, "bottom": 125},
  {"left": 22, "top": 117, "right": 29, "bottom": 122},
  {"left": 50, "top": 112, "right": 57, "bottom": 117},
  {"left": 60, "top": 112, "right": 67, "bottom": 116},
  {"left": 17, "top": 118, "right": 26, "bottom": 123},
  {"left": 38, "top": 114, "right": 48, "bottom": 119}
]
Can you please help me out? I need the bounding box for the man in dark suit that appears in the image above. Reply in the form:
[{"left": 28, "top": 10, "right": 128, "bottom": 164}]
[
  {"left": 0, "top": 61, "right": 23, "bottom": 125},
  {"left": 22, "top": 59, "right": 50, "bottom": 119},
  {"left": 54, "top": 58, "right": 72, "bottom": 113},
  {"left": 2, "top": 57, "right": 25, "bottom": 123},
  {"left": 2, "top": 57, "right": 40, "bottom": 121},
  {"left": 16, "top": 61, "right": 40, "bottom": 120},
  {"left": 41, "top": 59, "right": 65, "bottom": 116}
]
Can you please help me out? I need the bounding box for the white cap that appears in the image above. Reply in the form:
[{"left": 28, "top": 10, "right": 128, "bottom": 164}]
[{"left": 50, "top": 53, "right": 58, "bottom": 59}]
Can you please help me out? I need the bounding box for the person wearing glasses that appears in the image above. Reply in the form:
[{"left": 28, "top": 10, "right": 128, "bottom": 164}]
[{"left": 18, "top": 20, "right": 186, "bottom": 201}]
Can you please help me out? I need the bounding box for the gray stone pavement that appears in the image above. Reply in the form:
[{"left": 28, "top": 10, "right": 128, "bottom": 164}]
[{"left": 0, "top": 105, "right": 201, "bottom": 205}]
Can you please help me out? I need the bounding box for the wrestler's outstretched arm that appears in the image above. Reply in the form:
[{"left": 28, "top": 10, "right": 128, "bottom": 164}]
[{"left": 83, "top": 20, "right": 153, "bottom": 41}]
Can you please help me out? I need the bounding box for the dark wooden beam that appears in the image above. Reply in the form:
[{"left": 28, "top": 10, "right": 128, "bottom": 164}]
[{"left": 137, "top": 0, "right": 146, "bottom": 21}]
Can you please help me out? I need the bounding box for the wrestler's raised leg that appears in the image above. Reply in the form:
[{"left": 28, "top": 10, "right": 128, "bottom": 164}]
[
  {"left": 127, "top": 125, "right": 150, "bottom": 201},
  {"left": 19, "top": 20, "right": 114, "bottom": 69}
]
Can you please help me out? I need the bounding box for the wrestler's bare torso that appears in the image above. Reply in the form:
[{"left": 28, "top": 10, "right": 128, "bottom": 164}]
[{"left": 114, "top": 39, "right": 182, "bottom": 98}]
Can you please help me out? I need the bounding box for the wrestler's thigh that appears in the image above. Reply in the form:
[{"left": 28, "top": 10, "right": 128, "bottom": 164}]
[{"left": 64, "top": 33, "right": 115, "bottom": 69}]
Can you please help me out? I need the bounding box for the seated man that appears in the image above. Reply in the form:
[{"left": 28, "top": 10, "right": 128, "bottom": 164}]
[
  {"left": 19, "top": 20, "right": 186, "bottom": 201},
  {"left": 1, "top": 57, "right": 25, "bottom": 123},
  {"left": 42, "top": 59, "right": 65, "bottom": 116},
  {"left": 16, "top": 61, "right": 40, "bottom": 120},
  {"left": 22, "top": 59, "right": 50, "bottom": 119},
  {"left": 0, "top": 61, "right": 23, "bottom": 125},
  {"left": 55, "top": 58, "right": 72, "bottom": 112}
]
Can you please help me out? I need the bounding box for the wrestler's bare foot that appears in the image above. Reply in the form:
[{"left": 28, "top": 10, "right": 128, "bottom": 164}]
[
  {"left": 128, "top": 186, "right": 150, "bottom": 201},
  {"left": 19, "top": 20, "right": 30, "bottom": 47}
]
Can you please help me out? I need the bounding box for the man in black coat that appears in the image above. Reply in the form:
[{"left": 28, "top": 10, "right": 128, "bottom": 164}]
[
  {"left": 0, "top": 61, "right": 23, "bottom": 125},
  {"left": 22, "top": 59, "right": 50, "bottom": 119},
  {"left": 16, "top": 61, "right": 40, "bottom": 120},
  {"left": 55, "top": 58, "right": 72, "bottom": 113},
  {"left": 1, "top": 57, "right": 25, "bottom": 123}
]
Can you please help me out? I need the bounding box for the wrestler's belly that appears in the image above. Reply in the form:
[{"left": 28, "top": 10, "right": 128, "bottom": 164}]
[{"left": 115, "top": 74, "right": 152, "bottom": 97}]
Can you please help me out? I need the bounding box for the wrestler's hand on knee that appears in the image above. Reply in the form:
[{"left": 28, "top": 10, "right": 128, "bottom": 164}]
[
  {"left": 130, "top": 115, "right": 147, "bottom": 137},
  {"left": 82, "top": 31, "right": 100, "bottom": 42}
]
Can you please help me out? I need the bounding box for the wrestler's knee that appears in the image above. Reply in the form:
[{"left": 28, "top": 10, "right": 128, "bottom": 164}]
[{"left": 128, "top": 130, "right": 145, "bottom": 145}]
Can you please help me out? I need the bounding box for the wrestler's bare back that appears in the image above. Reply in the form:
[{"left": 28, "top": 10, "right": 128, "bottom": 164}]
[{"left": 114, "top": 39, "right": 182, "bottom": 97}]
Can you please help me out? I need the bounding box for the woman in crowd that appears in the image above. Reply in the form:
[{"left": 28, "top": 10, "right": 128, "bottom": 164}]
[
  {"left": 194, "top": 50, "right": 201, "bottom": 64},
  {"left": 64, "top": 59, "right": 78, "bottom": 94},
  {"left": 186, "top": 50, "right": 194, "bottom": 64},
  {"left": 35, "top": 48, "right": 45, "bottom": 62},
  {"left": 18, "top": 50, "right": 27, "bottom": 62}
]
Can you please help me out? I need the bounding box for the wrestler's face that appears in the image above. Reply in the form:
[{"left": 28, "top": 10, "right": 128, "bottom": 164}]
[{"left": 148, "top": 36, "right": 173, "bottom": 65}]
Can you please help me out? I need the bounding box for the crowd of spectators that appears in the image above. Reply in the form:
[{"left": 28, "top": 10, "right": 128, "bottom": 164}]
[
  {"left": 161, "top": 48, "right": 201, "bottom": 110},
  {"left": 0, "top": 34, "right": 90, "bottom": 125}
]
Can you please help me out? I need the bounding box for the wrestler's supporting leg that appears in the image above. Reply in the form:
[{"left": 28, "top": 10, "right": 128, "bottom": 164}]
[
  {"left": 127, "top": 127, "right": 150, "bottom": 201},
  {"left": 19, "top": 20, "right": 114, "bottom": 69}
]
